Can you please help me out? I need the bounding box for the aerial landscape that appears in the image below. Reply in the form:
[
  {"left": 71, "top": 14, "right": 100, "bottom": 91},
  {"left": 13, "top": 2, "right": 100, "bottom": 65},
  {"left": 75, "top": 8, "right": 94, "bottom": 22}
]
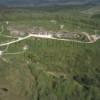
[{"left": 0, "top": 0, "right": 100, "bottom": 100}]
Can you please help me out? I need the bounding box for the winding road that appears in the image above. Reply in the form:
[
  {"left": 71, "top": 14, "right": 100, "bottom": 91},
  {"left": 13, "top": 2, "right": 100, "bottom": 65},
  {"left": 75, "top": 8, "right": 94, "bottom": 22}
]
[
  {"left": 0, "top": 25, "right": 100, "bottom": 48},
  {"left": 0, "top": 33, "right": 100, "bottom": 47}
]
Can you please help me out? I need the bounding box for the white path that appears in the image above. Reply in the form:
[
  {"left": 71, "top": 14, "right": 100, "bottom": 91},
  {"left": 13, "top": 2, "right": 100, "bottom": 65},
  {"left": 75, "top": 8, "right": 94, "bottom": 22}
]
[
  {"left": 0, "top": 33, "right": 100, "bottom": 47},
  {"left": 82, "top": 32, "right": 92, "bottom": 41},
  {"left": 4, "top": 51, "right": 25, "bottom": 55},
  {"left": 0, "top": 35, "right": 31, "bottom": 46},
  {"left": 0, "top": 24, "right": 100, "bottom": 48}
]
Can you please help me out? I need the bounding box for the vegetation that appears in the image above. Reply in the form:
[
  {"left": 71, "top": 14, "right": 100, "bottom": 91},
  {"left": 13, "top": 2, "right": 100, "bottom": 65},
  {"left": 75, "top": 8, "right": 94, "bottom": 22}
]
[
  {"left": 0, "top": 5, "right": 100, "bottom": 100},
  {"left": 0, "top": 5, "right": 100, "bottom": 33}
]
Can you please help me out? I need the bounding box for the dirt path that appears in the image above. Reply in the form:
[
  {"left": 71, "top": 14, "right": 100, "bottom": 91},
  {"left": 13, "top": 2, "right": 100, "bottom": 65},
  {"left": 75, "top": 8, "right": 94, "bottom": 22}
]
[
  {"left": 0, "top": 35, "right": 31, "bottom": 46},
  {"left": 0, "top": 33, "right": 100, "bottom": 47},
  {"left": 0, "top": 24, "right": 100, "bottom": 48},
  {"left": 46, "top": 71, "right": 66, "bottom": 78},
  {"left": 82, "top": 32, "right": 92, "bottom": 41},
  {"left": 4, "top": 51, "right": 25, "bottom": 55}
]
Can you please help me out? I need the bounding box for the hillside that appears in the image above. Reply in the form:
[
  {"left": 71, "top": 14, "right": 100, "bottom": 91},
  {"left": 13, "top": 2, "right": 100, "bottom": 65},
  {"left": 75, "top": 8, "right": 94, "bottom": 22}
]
[{"left": 0, "top": 5, "right": 100, "bottom": 100}]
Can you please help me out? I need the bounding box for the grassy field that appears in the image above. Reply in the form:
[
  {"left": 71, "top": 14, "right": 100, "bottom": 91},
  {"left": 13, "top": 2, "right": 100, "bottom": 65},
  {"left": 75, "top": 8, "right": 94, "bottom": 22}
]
[
  {"left": 0, "top": 5, "right": 100, "bottom": 100},
  {"left": 0, "top": 37, "right": 100, "bottom": 100},
  {"left": 0, "top": 5, "right": 100, "bottom": 34}
]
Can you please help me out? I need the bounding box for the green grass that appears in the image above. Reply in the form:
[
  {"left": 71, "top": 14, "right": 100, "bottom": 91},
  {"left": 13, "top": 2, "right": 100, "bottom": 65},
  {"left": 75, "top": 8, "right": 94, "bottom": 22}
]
[
  {"left": 0, "top": 37, "right": 99, "bottom": 100},
  {"left": 0, "top": 6, "right": 100, "bottom": 33},
  {"left": 0, "top": 5, "right": 100, "bottom": 100}
]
